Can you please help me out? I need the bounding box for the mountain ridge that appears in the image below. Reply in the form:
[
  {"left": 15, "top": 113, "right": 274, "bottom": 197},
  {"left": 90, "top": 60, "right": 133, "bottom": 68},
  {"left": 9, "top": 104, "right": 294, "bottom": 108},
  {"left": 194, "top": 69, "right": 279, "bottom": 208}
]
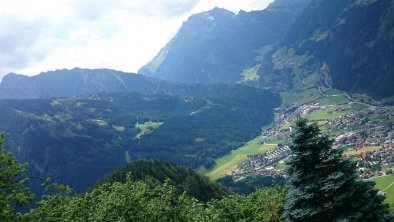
[{"left": 139, "top": 0, "right": 312, "bottom": 84}]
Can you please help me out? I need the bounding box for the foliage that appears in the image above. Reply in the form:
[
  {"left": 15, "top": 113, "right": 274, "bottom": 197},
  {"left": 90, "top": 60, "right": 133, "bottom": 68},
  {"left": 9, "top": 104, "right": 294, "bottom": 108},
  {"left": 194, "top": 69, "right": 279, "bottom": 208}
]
[
  {"left": 0, "top": 133, "right": 34, "bottom": 221},
  {"left": 28, "top": 176, "right": 199, "bottom": 221},
  {"left": 28, "top": 176, "right": 286, "bottom": 222},
  {"left": 193, "top": 187, "right": 286, "bottom": 222},
  {"left": 283, "top": 117, "right": 393, "bottom": 221}
]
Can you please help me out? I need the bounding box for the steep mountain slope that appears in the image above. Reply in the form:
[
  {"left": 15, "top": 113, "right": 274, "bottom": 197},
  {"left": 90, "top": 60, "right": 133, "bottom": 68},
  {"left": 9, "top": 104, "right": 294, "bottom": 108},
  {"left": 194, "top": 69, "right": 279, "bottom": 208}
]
[
  {"left": 139, "top": 0, "right": 312, "bottom": 84},
  {"left": 283, "top": 0, "right": 394, "bottom": 98},
  {"left": 0, "top": 89, "right": 280, "bottom": 193}
]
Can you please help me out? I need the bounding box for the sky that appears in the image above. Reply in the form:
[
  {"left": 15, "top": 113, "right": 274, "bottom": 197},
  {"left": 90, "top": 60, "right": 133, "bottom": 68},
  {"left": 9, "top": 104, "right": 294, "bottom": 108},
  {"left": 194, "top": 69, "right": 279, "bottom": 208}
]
[{"left": 0, "top": 0, "right": 274, "bottom": 80}]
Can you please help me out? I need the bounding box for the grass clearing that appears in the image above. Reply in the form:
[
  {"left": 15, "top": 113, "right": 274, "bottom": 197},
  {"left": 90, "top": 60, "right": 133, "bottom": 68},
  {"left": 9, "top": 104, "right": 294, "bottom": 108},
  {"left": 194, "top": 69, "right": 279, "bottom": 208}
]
[
  {"left": 241, "top": 66, "right": 260, "bottom": 82},
  {"left": 323, "top": 88, "right": 345, "bottom": 95},
  {"left": 350, "top": 103, "right": 369, "bottom": 111},
  {"left": 134, "top": 121, "right": 163, "bottom": 139},
  {"left": 372, "top": 175, "right": 394, "bottom": 211},
  {"left": 319, "top": 95, "right": 351, "bottom": 105},
  {"left": 280, "top": 92, "right": 304, "bottom": 105},
  {"left": 280, "top": 88, "right": 322, "bottom": 105},
  {"left": 275, "top": 163, "right": 286, "bottom": 170},
  {"left": 304, "top": 106, "right": 346, "bottom": 121},
  {"left": 205, "top": 137, "right": 276, "bottom": 180},
  {"left": 343, "top": 146, "right": 382, "bottom": 155}
]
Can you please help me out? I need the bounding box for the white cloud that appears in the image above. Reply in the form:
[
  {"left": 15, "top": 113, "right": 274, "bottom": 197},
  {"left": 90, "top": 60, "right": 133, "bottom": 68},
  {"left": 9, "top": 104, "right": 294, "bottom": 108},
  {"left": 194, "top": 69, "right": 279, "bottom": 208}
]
[{"left": 0, "top": 0, "right": 274, "bottom": 80}]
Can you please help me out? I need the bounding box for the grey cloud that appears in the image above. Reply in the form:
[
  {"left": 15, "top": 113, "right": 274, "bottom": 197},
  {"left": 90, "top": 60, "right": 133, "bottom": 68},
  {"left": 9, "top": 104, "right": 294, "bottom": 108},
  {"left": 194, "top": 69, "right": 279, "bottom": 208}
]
[
  {"left": 71, "top": 0, "right": 199, "bottom": 19},
  {"left": 71, "top": 0, "right": 119, "bottom": 21},
  {"left": 0, "top": 14, "right": 48, "bottom": 76},
  {"left": 0, "top": 14, "right": 47, "bottom": 53},
  {"left": 145, "top": 0, "right": 199, "bottom": 17}
]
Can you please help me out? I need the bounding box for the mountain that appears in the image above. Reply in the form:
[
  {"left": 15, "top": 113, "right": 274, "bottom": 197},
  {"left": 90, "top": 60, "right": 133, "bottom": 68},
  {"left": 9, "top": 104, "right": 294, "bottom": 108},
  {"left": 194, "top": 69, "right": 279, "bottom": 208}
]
[
  {"left": 282, "top": 0, "right": 394, "bottom": 98},
  {"left": 1, "top": 89, "right": 280, "bottom": 193},
  {"left": 0, "top": 68, "right": 192, "bottom": 100},
  {"left": 93, "top": 159, "right": 231, "bottom": 202},
  {"left": 138, "top": 0, "right": 312, "bottom": 84},
  {"left": 0, "top": 67, "right": 277, "bottom": 100}
]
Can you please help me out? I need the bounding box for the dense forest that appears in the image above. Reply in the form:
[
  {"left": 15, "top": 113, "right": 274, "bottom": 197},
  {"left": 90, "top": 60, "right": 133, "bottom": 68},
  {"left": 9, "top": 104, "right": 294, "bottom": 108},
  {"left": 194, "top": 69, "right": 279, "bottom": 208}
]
[
  {"left": 93, "top": 159, "right": 231, "bottom": 202},
  {"left": 0, "top": 89, "right": 280, "bottom": 193}
]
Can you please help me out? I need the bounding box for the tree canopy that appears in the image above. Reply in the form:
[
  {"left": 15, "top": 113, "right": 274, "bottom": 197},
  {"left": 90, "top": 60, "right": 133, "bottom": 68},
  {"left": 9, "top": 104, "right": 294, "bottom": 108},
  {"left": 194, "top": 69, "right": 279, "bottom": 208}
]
[
  {"left": 0, "top": 133, "right": 34, "bottom": 221},
  {"left": 283, "top": 117, "right": 393, "bottom": 221}
]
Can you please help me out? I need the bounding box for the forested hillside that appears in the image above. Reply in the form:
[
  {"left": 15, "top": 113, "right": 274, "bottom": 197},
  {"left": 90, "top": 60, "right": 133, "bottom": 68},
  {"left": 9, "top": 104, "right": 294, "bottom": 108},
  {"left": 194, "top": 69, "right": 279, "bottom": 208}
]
[
  {"left": 93, "top": 159, "right": 231, "bottom": 202},
  {"left": 0, "top": 88, "right": 280, "bottom": 193},
  {"left": 283, "top": 0, "right": 394, "bottom": 98}
]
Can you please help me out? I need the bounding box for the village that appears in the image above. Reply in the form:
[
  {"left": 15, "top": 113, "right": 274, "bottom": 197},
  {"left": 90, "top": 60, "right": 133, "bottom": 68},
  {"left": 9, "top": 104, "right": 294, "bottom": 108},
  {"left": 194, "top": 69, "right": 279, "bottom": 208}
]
[{"left": 228, "top": 98, "right": 394, "bottom": 181}]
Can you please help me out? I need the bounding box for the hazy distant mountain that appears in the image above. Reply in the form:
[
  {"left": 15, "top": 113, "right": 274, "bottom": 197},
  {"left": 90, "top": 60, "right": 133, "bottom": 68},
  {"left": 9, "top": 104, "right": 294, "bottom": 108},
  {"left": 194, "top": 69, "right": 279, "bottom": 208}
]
[
  {"left": 284, "top": 0, "right": 394, "bottom": 98},
  {"left": 139, "top": 0, "right": 312, "bottom": 84},
  {"left": 0, "top": 68, "right": 274, "bottom": 100},
  {"left": 0, "top": 68, "right": 170, "bottom": 99}
]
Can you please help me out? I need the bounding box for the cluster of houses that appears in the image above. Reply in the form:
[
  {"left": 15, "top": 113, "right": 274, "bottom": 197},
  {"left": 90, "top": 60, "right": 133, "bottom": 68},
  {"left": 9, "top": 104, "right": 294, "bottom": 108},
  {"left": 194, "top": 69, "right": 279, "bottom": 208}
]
[
  {"left": 228, "top": 99, "right": 393, "bottom": 181},
  {"left": 299, "top": 104, "right": 325, "bottom": 114},
  {"left": 229, "top": 144, "right": 291, "bottom": 180},
  {"left": 343, "top": 146, "right": 394, "bottom": 179},
  {"left": 329, "top": 108, "right": 392, "bottom": 148}
]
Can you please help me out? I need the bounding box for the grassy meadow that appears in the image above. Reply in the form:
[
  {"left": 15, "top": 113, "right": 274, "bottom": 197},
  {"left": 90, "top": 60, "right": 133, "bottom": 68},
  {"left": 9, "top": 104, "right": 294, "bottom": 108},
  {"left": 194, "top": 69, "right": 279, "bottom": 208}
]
[{"left": 205, "top": 137, "right": 276, "bottom": 180}]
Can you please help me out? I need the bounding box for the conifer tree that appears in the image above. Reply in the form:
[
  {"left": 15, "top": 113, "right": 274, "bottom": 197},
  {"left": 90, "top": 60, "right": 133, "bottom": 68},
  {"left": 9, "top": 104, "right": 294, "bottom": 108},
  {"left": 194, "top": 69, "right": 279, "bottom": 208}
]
[{"left": 283, "top": 118, "right": 393, "bottom": 221}]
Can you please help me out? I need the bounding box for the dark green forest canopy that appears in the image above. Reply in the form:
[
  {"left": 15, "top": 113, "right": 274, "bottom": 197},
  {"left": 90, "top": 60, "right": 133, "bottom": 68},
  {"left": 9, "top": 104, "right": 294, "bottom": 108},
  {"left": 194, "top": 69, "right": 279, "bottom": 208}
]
[
  {"left": 0, "top": 88, "right": 280, "bottom": 193},
  {"left": 93, "top": 159, "right": 232, "bottom": 202}
]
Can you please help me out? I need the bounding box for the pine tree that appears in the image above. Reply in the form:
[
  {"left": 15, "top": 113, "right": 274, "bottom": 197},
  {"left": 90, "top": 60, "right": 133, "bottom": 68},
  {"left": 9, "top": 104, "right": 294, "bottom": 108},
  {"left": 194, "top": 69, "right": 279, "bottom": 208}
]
[{"left": 283, "top": 117, "right": 393, "bottom": 221}]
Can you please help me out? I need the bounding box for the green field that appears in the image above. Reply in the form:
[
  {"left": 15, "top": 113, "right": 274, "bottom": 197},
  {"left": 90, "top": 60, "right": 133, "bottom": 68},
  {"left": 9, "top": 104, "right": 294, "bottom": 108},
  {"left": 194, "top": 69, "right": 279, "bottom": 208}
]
[
  {"left": 134, "top": 121, "right": 163, "bottom": 139},
  {"left": 205, "top": 137, "right": 276, "bottom": 180},
  {"left": 343, "top": 146, "right": 382, "bottom": 155},
  {"left": 323, "top": 88, "right": 345, "bottom": 95},
  {"left": 372, "top": 175, "right": 394, "bottom": 212},
  {"left": 303, "top": 106, "right": 346, "bottom": 121},
  {"left": 350, "top": 103, "right": 369, "bottom": 111},
  {"left": 319, "top": 95, "right": 351, "bottom": 105},
  {"left": 280, "top": 88, "right": 321, "bottom": 105}
]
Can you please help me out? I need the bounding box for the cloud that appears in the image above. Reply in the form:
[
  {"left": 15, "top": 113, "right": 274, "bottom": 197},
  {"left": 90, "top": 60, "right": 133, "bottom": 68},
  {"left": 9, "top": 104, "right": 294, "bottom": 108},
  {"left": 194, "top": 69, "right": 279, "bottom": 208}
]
[
  {"left": 0, "top": 0, "right": 274, "bottom": 80},
  {"left": 70, "top": 0, "right": 199, "bottom": 20},
  {"left": 0, "top": 14, "right": 49, "bottom": 77},
  {"left": 127, "top": 0, "right": 199, "bottom": 17}
]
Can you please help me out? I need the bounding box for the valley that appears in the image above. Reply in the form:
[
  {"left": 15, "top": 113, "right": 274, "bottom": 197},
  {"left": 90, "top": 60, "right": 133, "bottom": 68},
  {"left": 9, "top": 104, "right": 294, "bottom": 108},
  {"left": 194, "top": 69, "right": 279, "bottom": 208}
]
[
  {"left": 206, "top": 87, "right": 393, "bottom": 179},
  {"left": 1, "top": 0, "right": 394, "bottom": 219},
  {"left": 203, "top": 86, "right": 394, "bottom": 209}
]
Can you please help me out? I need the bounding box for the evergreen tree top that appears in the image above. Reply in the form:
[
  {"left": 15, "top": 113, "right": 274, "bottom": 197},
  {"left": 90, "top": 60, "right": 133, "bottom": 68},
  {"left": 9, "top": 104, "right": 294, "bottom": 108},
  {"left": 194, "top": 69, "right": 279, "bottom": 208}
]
[{"left": 284, "top": 117, "right": 393, "bottom": 222}]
